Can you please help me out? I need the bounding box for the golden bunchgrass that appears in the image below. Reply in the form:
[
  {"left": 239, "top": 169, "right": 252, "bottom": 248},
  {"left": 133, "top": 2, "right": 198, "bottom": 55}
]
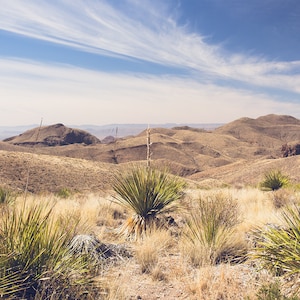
[
  {"left": 134, "top": 227, "right": 173, "bottom": 274},
  {"left": 187, "top": 264, "right": 258, "bottom": 300},
  {"left": 2, "top": 186, "right": 299, "bottom": 299}
]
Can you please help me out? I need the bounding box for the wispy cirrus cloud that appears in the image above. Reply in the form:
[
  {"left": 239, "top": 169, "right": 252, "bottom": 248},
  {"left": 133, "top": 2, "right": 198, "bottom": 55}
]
[
  {"left": 1, "top": 58, "right": 299, "bottom": 126},
  {"left": 1, "top": 0, "right": 300, "bottom": 127},
  {"left": 0, "top": 0, "right": 299, "bottom": 96}
]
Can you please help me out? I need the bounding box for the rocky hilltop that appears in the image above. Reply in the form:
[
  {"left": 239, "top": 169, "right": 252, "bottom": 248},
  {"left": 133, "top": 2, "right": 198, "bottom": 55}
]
[{"left": 3, "top": 123, "right": 100, "bottom": 146}]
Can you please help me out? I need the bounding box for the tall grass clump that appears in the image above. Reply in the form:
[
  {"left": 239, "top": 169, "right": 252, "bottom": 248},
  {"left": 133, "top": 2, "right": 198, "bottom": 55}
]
[
  {"left": 134, "top": 228, "right": 172, "bottom": 276},
  {"left": 0, "top": 201, "right": 97, "bottom": 299},
  {"left": 184, "top": 192, "right": 242, "bottom": 266},
  {"left": 260, "top": 170, "right": 290, "bottom": 191},
  {"left": 112, "top": 165, "right": 186, "bottom": 239},
  {"left": 253, "top": 205, "right": 300, "bottom": 294}
]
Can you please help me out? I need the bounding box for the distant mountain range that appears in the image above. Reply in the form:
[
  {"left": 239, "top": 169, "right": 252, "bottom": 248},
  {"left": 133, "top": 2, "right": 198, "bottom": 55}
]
[{"left": 0, "top": 123, "right": 223, "bottom": 141}]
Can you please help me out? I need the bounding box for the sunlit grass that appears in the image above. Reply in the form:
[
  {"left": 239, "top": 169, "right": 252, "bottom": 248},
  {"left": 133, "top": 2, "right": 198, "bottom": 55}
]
[
  {"left": 1, "top": 186, "right": 299, "bottom": 299},
  {"left": 0, "top": 199, "right": 94, "bottom": 299}
]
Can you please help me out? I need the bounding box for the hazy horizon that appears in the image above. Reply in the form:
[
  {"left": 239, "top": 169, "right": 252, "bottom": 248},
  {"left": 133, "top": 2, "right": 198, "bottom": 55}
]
[{"left": 0, "top": 122, "right": 224, "bottom": 140}]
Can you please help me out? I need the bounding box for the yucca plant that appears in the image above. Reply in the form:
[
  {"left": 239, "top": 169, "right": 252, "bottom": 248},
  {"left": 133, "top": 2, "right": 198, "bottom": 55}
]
[
  {"left": 253, "top": 205, "right": 300, "bottom": 293},
  {"left": 260, "top": 170, "right": 290, "bottom": 191},
  {"left": 112, "top": 166, "right": 186, "bottom": 239},
  {"left": 0, "top": 252, "right": 28, "bottom": 297},
  {"left": 0, "top": 201, "right": 93, "bottom": 299},
  {"left": 184, "top": 192, "right": 240, "bottom": 266}
]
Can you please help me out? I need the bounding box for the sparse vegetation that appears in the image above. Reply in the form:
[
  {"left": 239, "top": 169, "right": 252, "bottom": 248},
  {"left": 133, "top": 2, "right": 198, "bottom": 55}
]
[
  {"left": 0, "top": 200, "right": 97, "bottom": 299},
  {"left": 183, "top": 192, "right": 241, "bottom": 266},
  {"left": 0, "top": 187, "right": 299, "bottom": 299},
  {"left": 56, "top": 187, "right": 72, "bottom": 198},
  {"left": 256, "top": 281, "right": 300, "bottom": 300},
  {"left": 270, "top": 188, "right": 296, "bottom": 209},
  {"left": 253, "top": 205, "right": 300, "bottom": 294},
  {"left": 112, "top": 165, "right": 186, "bottom": 239},
  {"left": 188, "top": 264, "right": 258, "bottom": 300},
  {"left": 2, "top": 113, "right": 300, "bottom": 299},
  {"left": 0, "top": 186, "right": 16, "bottom": 205},
  {"left": 134, "top": 228, "right": 172, "bottom": 275},
  {"left": 260, "top": 170, "right": 290, "bottom": 191}
]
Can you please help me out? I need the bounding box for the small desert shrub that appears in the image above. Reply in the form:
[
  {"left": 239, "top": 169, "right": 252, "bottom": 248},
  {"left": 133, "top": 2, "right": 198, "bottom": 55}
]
[
  {"left": 0, "top": 186, "right": 16, "bottom": 205},
  {"left": 56, "top": 187, "right": 72, "bottom": 198},
  {"left": 0, "top": 201, "right": 95, "bottom": 299},
  {"left": 253, "top": 205, "right": 300, "bottom": 293},
  {"left": 256, "top": 281, "right": 300, "bottom": 300},
  {"left": 112, "top": 166, "right": 186, "bottom": 239},
  {"left": 184, "top": 192, "right": 241, "bottom": 266},
  {"left": 260, "top": 170, "right": 290, "bottom": 191}
]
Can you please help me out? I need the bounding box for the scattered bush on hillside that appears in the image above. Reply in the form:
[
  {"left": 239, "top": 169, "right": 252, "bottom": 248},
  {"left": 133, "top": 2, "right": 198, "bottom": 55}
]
[
  {"left": 260, "top": 170, "right": 290, "bottom": 191},
  {"left": 56, "top": 187, "right": 72, "bottom": 198},
  {"left": 252, "top": 205, "right": 300, "bottom": 294},
  {"left": 184, "top": 192, "right": 242, "bottom": 266},
  {"left": 112, "top": 165, "right": 186, "bottom": 240},
  {"left": 0, "top": 202, "right": 98, "bottom": 299}
]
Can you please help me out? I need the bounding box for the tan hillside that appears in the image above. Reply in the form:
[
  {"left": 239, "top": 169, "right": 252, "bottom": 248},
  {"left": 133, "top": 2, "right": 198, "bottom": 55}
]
[
  {"left": 1, "top": 114, "right": 300, "bottom": 193},
  {"left": 0, "top": 150, "right": 115, "bottom": 193},
  {"left": 215, "top": 114, "right": 300, "bottom": 147}
]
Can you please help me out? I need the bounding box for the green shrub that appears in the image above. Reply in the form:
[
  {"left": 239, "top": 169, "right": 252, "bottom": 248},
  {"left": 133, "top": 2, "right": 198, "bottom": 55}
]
[
  {"left": 256, "top": 281, "right": 300, "bottom": 300},
  {"left": 184, "top": 192, "right": 241, "bottom": 266},
  {"left": 0, "top": 186, "right": 16, "bottom": 205},
  {"left": 260, "top": 170, "right": 290, "bottom": 191},
  {"left": 253, "top": 205, "right": 300, "bottom": 294},
  {"left": 112, "top": 166, "right": 186, "bottom": 239},
  {"left": 0, "top": 202, "right": 96, "bottom": 299},
  {"left": 56, "top": 187, "right": 72, "bottom": 198}
]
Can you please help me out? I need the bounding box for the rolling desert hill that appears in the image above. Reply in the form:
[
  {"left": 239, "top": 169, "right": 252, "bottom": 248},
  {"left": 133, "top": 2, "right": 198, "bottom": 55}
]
[
  {"left": 1, "top": 114, "right": 300, "bottom": 193},
  {"left": 215, "top": 114, "right": 300, "bottom": 147},
  {"left": 3, "top": 123, "right": 100, "bottom": 146}
]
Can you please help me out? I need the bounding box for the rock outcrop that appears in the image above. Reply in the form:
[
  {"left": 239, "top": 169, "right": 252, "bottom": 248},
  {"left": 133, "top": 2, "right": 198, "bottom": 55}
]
[{"left": 281, "top": 143, "right": 300, "bottom": 157}]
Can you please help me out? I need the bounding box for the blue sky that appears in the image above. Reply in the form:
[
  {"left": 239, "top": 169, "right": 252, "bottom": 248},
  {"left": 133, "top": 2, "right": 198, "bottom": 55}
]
[{"left": 1, "top": 0, "right": 300, "bottom": 126}]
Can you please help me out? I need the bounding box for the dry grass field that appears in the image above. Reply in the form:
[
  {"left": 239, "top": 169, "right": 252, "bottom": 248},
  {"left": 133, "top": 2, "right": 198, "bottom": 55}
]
[
  {"left": 1, "top": 114, "right": 300, "bottom": 299},
  {"left": 3, "top": 187, "right": 299, "bottom": 299}
]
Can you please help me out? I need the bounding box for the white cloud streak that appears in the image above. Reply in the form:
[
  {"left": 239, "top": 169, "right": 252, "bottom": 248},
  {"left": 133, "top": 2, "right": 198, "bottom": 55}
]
[
  {"left": 0, "top": 1, "right": 300, "bottom": 126},
  {"left": 1, "top": 58, "right": 299, "bottom": 126},
  {"left": 0, "top": 0, "right": 299, "bottom": 95}
]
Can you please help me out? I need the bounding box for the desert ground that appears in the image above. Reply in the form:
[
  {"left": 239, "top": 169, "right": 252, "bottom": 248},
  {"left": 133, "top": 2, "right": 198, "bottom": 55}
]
[{"left": 1, "top": 114, "right": 300, "bottom": 299}]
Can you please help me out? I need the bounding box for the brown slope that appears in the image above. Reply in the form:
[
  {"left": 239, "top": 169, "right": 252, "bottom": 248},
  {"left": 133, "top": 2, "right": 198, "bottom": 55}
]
[
  {"left": 188, "top": 155, "right": 300, "bottom": 188},
  {"left": 0, "top": 118, "right": 285, "bottom": 177},
  {"left": 3, "top": 123, "right": 100, "bottom": 146},
  {"left": 1, "top": 114, "right": 300, "bottom": 188},
  {"left": 0, "top": 150, "right": 115, "bottom": 194},
  {"left": 2, "top": 114, "right": 300, "bottom": 193},
  {"left": 215, "top": 114, "right": 300, "bottom": 147}
]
